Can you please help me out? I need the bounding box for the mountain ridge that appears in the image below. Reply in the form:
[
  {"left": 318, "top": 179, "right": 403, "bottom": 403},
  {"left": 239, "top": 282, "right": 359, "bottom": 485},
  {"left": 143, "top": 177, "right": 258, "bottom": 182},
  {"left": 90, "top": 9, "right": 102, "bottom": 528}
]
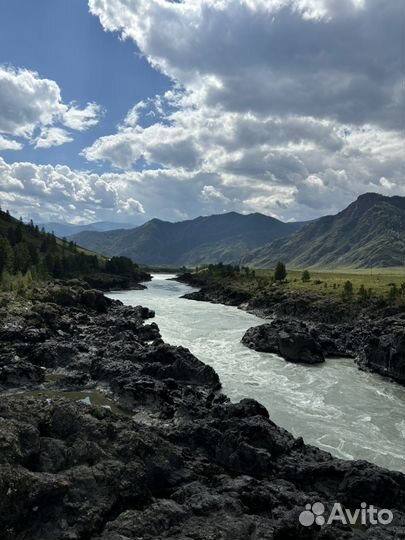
[
  {"left": 40, "top": 221, "right": 135, "bottom": 238},
  {"left": 71, "top": 211, "right": 306, "bottom": 266},
  {"left": 70, "top": 194, "right": 405, "bottom": 268},
  {"left": 243, "top": 193, "right": 405, "bottom": 269}
]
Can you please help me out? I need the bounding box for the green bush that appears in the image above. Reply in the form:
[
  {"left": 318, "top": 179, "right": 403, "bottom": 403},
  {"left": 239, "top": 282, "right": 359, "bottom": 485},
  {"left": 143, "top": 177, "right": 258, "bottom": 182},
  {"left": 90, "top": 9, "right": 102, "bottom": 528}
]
[
  {"left": 342, "top": 280, "right": 354, "bottom": 301},
  {"left": 301, "top": 269, "right": 311, "bottom": 282}
]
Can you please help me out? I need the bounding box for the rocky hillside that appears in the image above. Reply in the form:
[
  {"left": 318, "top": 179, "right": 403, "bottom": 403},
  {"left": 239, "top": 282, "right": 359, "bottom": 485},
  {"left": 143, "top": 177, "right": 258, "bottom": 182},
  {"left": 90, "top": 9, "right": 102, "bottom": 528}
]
[
  {"left": 71, "top": 211, "right": 306, "bottom": 266},
  {"left": 244, "top": 193, "right": 405, "bottom": 268},
  {"left": 0, "top": 282, "right": 404, "bottom": 539}
]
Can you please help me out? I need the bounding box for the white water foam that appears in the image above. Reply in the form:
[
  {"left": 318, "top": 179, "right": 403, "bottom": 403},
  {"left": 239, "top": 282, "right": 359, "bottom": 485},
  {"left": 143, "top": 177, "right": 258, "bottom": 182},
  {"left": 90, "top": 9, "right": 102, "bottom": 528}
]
[{"left": 108, "top": 274, "right": 405, "bottom": 473}]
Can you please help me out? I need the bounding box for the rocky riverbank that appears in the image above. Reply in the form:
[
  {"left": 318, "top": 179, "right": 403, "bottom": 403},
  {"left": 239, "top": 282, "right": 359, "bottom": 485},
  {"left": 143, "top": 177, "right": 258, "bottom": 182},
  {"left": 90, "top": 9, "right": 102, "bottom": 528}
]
[
  {"left": 1, "top": 281, "right": 405, "bottom": 539},
  {"left": 82, "top": 269, "right": 151, "bottom": 291},
  {"left": 178, "top": 273, "right": 405, "bottom": 384}
]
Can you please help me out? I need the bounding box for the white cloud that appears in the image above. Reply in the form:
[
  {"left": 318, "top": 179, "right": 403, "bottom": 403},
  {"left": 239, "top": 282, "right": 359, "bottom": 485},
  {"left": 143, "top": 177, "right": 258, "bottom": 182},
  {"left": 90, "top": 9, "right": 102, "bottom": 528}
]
[
  {"left": 0, "top": 66, "right": 63, "bottom": 139},
  {"left": 0, "top": 135, "right": 22, "bottom": 151},
  {"left": 83, "top": 114, "right": 202, "bottom": 170},
  {"left": 122, "top": 101, "right": 148, "bottom": 128},
  {"left": 0, "top": 65, "right": 102, "bottom": 149},
  {"left": 2, "top": 1, "right": 403, "bottom": 225},
  {"left": 0, "top": 157, "right": 118, "bottom": 222},
  {"left": 1, "top": 137, "right": 404, "bottom": 226},
  {"left": 63, "top": 102, "right": 103, "bottom": 131},
  {"left": 380, "top": 177, "right": 395, "bottom": 190},
  {"left": 34, "top": 127, "right": 73, "bottom": 149},
  {"left": 82, "top": 0, "right": 404, "bottom": 221},
  {"left": 83, "top": 97, "right": 404, "bottom": 220},
  {"left": 201, "top": 185, "right": 230, "bottom": 203},
  {"left": 89, "top": 0, "right": 404, "bottom": 128},
  {"left": 121, "top": 197, "right": 145, "bottom": 214}
]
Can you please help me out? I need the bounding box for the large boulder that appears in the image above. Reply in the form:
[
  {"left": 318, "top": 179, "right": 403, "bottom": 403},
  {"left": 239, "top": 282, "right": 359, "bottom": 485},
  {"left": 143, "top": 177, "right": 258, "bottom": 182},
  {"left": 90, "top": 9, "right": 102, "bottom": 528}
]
[
  {"left": 140, "top": 344, "right": 221, "bottom": 389},
  {"left": 80, "top": 288, "right": 113, "bottom": 312},
  {"left": 34, "top": 284, "right": 113, "bottom": 313},
  {"left": 242, "top": 323, "right": 280, "bottom": 353},
  {"left": 278, "top": 330, "right": 324, "bottom": 364},
  {"left": 242, "top": 320, "right": 325, "bottom": 364},
  {"left": 182, "top": 285, "right": 251, "bottom": 306}
]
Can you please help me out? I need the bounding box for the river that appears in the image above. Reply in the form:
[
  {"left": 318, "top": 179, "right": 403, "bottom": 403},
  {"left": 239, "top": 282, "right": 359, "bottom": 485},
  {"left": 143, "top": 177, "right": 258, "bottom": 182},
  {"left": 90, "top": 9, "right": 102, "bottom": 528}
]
[{"left": 107, "top": 273, "right": 405, "bottom": 473}]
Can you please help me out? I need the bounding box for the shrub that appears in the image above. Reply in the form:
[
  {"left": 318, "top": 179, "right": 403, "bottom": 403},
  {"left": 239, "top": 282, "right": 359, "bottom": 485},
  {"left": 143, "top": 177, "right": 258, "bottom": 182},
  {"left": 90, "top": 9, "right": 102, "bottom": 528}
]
[
  {"left": 342, "top": 280, "right": 354, "bottom": 301},
  {"left": 388, "top": 284, "right": 399, "bottom": 304},
  {"left": 301, "top": 269, "right": 311, "bottom": 282},
  {"left": 358, "top": 284, "right": 368, "bottom": 301}
]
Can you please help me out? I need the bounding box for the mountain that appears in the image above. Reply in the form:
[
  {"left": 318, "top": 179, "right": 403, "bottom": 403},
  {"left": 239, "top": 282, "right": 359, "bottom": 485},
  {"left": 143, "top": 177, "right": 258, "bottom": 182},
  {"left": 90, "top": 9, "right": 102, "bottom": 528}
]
[
  {"left": 244, "top": 193, "right": 405, "bottom": 269},
  {"left": 39, "top": 221, "right": 134, "bottom": 238},
  {"left": 71, "top": 212, "right": 306, "bottom": 266}
]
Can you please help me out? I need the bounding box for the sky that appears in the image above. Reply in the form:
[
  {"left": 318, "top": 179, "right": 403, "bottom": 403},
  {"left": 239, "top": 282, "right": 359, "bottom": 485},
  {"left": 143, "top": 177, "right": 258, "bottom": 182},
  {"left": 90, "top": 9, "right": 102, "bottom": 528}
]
[{"left": 0, "top": 0, "right": 404, "bottom": 226}]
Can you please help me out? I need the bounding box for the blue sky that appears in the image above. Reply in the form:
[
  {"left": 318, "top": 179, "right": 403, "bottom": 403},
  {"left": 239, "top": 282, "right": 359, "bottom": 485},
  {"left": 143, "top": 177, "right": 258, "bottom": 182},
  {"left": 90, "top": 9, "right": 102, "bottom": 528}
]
[
  {"left": 0, "top": 0, "right": 171, "bottom": 170},
  {"left": 0, "top": 0, "right": 403, "bottom": 225}
]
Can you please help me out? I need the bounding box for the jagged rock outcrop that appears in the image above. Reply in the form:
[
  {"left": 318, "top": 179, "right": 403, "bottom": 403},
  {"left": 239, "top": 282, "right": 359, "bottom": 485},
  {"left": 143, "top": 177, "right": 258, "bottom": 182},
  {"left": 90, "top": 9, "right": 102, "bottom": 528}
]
[
  {"left": 179, "top": 274, "right": 405, "bottom": 382},
  {"left": 242, "top": 320, "right": 324, "bottom": 364},
  {"left": 357, "top": 319, "right": 405, "bottom": 383},
  {"left": 0, "top": 284, "right": 404, "bottom": 539},
  {"left": 241, "top": 316, "right": 405, "bottom": 381}
]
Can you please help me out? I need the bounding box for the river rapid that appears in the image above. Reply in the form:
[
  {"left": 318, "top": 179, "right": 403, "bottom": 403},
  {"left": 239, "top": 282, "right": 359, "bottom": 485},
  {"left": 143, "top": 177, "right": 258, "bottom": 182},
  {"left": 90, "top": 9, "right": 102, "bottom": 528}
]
[{"left": 107, "top": 273, "right": 405, "bottom": 473}]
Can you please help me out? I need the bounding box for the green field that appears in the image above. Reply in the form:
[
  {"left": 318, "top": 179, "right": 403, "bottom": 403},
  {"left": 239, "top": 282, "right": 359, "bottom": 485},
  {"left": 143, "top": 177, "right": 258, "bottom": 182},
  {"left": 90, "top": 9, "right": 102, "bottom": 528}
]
[
  {"left": 192, "top": 263, "right": 405, "bottom": 301},
  {"left": 256, "top": 267, "right": 405, "bottom": 296}
]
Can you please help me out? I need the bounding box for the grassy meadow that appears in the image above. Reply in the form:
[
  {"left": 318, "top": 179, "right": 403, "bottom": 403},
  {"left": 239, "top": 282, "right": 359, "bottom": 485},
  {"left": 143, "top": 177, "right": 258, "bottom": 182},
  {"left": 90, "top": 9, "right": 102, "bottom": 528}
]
[
  {"left": 192, "top": 263, "right": 405, "bottom": 302},
  {"left": 256, "top": 267, "right": 405, "bottom": 297}
]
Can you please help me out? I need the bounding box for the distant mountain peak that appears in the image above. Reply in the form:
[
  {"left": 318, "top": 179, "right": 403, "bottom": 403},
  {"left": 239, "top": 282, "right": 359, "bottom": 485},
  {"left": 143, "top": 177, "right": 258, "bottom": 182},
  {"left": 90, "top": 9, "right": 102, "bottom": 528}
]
[
  {"left": 69, "top": 194, "right": 404, "bottom": 268},
  {"left": 148, "top": 218, "right": 165, "bottom": 224},
  {"left": 356, "top": 192, "right": 385, "bottom": 202},
  {"left": 353, "top": 192, "right": 387, "bottom": 210},
  {"left": 244, "top": 193, "right": 405, "bottom": 269},
  {"left": 345, "top": 192, "right": 404, "bottom": 219},
  {"left": 71, "top": 211, "right": 306, "bottom": 266},
  {"left": 39, "top": 220, "right": 136, "bottom": 238}
]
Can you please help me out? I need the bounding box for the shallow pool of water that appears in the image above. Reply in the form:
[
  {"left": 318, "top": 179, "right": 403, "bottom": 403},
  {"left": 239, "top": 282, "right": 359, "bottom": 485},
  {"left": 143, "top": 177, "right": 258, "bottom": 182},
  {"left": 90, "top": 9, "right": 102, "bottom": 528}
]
[{"left": 14, "top": 389, "right": 131, "bottom": 417}]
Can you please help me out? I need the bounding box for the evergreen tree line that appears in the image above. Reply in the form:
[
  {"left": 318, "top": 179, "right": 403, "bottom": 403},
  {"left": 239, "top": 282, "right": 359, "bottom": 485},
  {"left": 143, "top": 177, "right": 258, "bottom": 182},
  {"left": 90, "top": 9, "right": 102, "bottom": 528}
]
[
  {"left": 202, "top": 262, "right": 256, "bottom": 278},
  {"left": 0, "top": 209, "right": 142, "bottom": 284}
]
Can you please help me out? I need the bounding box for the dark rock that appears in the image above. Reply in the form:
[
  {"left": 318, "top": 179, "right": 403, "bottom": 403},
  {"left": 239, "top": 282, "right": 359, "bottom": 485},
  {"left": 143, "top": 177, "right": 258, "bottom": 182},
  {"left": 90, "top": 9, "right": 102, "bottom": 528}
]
[
  {"left": 358, "top": 323, "right": 405, "bottom": 383},
  {"left": 82, "top": 272, "right": 148, "bottom": 291},
  {"left": 0, "top": 354, "right": 45, "bottom": 388},
  {"left": 29, "top": 341, "right": 77, "bottom": 368},
  {"left": 242, "top": 320, "right": 324, "bottom": 364},
  {"left": 0, "top": 282, "right": 404, "bottom": 539},
  {"left": 181, "top": 289, "right": 209, "bottom": 301},
  {"left": 140, "top": 344, "right": 221, "bottom": 388},
  {"left": 279, "top": 330, "right": 324, "bottom": 364},
  {"left": 80, "top": 288, "right": 113, "bottom": 312},
  {"left": 137, "top": 322, "right": 161, "bottom": 341},
  {"left": 59, "top": 371, "right": 91, "bottom": 388},
  {"left": 242, "top": 322, "right": 280, "bottom": 353},
  {"left": 181, "top": 285, "right": 251, "bottom": 306},
  {"left": 33, "top": 284, "right": 113, "bottom": 312},
  {"left": 212, "top": 398, "right": 270, "bottom": 420},
  {"left": 242, "top": 316, "right": 405, "bottom": 380}
]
